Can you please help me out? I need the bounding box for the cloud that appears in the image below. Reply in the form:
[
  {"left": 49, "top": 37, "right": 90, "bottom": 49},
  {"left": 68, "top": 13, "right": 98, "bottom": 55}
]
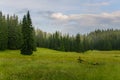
[
  {"left": 47, "top": 11, "right": 120, "bottom": 34},
  {"left": 51, "top": 13, "right": 68, "bottom": 20},
  {"left": 50, "top": 11, "right": 120, "bottom": 25},
  {"left": 15, "top": 8, "right": 29, "bottom": 14},
  {"left": 36, "top": 11, "right": 55, "bottom": 18},
  {"left": 84, "top": 2, "right": 110, "bottom": 7}
]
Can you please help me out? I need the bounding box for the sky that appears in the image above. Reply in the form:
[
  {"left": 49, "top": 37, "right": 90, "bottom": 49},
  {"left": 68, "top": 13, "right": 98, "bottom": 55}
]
[{"left": 0, "top": 0, "right": 120, "bottom": 35}]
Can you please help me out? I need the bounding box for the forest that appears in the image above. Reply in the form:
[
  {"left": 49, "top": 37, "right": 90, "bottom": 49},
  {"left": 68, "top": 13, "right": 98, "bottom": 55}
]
[{"left": 0, "top": 11, "right": 120, "bottom": 52}]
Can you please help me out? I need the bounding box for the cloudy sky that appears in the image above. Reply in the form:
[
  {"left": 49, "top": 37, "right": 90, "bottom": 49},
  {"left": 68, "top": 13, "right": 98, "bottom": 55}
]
[{"left": 0, "top": 0, "right": 120, "bottom": 35}]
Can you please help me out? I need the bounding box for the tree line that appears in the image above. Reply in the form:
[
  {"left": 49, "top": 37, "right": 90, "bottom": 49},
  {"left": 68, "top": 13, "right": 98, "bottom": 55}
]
[
  {"left": 0, "top": 11, "right": 36, "bottom": 55},
  {"left": 0, "top": 11, "right": 120, "bottom": 53},
  {"left": 0, "top": 11, "right": 22, "bottom": 50},
  {"left": 36, "top": 29, "right": 120, "bottom": 52}
]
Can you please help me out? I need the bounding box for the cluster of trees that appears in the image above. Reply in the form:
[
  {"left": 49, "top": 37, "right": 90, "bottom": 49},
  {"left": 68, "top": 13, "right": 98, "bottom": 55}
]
[
  {"left": 0, "top": 11, "right": 36, "bottom": 55},
  {"left": 0, "top": 11, "right": 120, "bottom": 53},
  {"left": 88, "top": 29, "right": 120, "bottom": 50},
  {"left": 36, "top": 29, "right": 120, "bottom": 52},
  {"left": 0, "top": 11, "right": 22, "bottom": 50}
]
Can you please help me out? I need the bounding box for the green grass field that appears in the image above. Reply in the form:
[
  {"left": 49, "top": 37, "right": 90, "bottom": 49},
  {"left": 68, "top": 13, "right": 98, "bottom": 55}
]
[{"left": 0, "top": 48, "right": 120, "bottom": 80}]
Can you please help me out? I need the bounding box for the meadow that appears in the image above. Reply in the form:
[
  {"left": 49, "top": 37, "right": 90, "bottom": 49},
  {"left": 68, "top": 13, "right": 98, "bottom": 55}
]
[{"left": 0, "top": 48, "right": 120, "bottom": 80}]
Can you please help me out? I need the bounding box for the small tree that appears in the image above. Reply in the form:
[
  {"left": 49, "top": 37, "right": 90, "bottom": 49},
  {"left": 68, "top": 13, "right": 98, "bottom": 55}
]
[
  {"left": 75, "top": 34, "right": 81, "bottom": 52},
  {"left": 21, "top": 11, "right": 35, "bottom": 55}
]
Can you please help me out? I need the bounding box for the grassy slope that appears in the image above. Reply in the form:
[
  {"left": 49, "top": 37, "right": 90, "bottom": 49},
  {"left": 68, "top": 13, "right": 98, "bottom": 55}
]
[{"left": 0, "top": 48, "right": 120, "bottom": 80}]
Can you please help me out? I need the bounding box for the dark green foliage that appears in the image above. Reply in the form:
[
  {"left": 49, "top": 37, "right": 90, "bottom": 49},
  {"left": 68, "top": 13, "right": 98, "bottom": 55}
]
[
  {"left": 36, "top": 29, "right": 120, "bottom": 52},
  {"left": 75, "top": 34, "right": 81, "bottom": 52},
  {"left": 88, "top": 29, "right": 120, "bottom": 50},
  {"left": 21, "top": 11, "right": 35, "bottom": 55},
  {"left": 0, "top": 12, "right": 23, "bottom": 50},
  {"left": 7, "top": 15, "right": 22, "bottom": 49},
  {"left": 0, "top": 12, "right": 8, "bottom": 50}
]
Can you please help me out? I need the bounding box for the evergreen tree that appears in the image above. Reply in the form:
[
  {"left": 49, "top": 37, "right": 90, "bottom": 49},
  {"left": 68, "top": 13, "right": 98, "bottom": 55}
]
[
  {"left": 0, "top": 12, "right": 8, "bottom": 50},
  {"left": 75, "top": 34, "right": 81, "bottom": 52},
  {"left": 7, "top": 15, "right": 22, "bottom": 49},
  {"left": 21, "top": 11, "right": 35, "bottom": 55}
]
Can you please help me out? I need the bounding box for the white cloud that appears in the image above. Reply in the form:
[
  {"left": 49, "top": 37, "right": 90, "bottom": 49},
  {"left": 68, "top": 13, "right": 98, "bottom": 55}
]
[
  {"left": 84, "top": 2, "right": 110, "bottom": 7},
  {"left": 50, "top": 11, "right": 120, "bottom": 25},
  {"left": 51, "top": 13, "right": 68, "bottom": 20},
  {"left": 48, "top": 11, "right": 120, "bottom": 34}
]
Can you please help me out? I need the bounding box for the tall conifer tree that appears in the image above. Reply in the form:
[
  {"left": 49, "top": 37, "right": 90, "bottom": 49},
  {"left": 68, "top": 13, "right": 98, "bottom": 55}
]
[{"left": 21, "top": 11, "right": 35, "bottom": 55}]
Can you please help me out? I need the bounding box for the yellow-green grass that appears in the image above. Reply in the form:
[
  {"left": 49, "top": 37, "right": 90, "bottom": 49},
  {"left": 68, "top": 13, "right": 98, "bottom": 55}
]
[{"left": 0, "top": 48, "right": 120, "bottom": 80}]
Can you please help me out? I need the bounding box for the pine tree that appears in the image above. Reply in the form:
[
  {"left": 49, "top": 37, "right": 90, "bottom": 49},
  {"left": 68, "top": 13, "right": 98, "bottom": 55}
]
[
  {"left": 75, "top": 34, "right": 81, "bottom": 52},
  {"left": 27, "top": 11, "right": 37, "bottom": 51},
  {"left": 7, "top": 15, "right": 22, "bottom": 49},
  {"left": 21, "top": 11, "right": 35, "bottom": 55},
  {"left": 0, "top": 13, "right": 8, "bottom": 50}
]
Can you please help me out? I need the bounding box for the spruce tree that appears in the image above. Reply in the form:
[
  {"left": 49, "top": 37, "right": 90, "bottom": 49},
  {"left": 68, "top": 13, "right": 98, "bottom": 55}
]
[
  {"left": 0, "top": 12, "right": 8, "bottom": 50},
  {"left": 21, "top": 11, "right": 35, "bottom": 55},
  {"left": 75, "top": 34, "right": 81, "bottom": 52}
]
